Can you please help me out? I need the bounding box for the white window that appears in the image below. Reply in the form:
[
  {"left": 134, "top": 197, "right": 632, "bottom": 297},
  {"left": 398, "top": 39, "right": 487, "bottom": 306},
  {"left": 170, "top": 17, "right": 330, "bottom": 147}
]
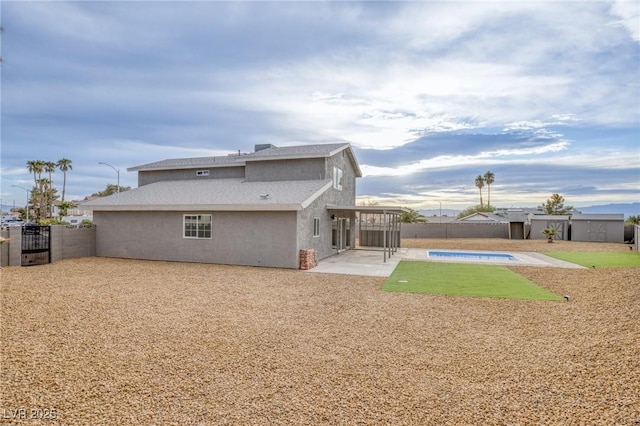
[
  {"left": 184, "top": 214, "right": 212, "bottom": 239},
  {"left": 333, "top": 166, "right": 343, "bottom": 190},
  {"left": 313, "top": 217, "right": 320, "bottom": 237}
]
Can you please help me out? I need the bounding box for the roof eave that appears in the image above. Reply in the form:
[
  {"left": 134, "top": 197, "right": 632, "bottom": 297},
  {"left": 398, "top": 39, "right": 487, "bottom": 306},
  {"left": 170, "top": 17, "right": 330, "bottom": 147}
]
[
  {"left": 83, "top": 203, "right": 304, "bottom": 212},
  {"left": 128, "top": 162, "right": 246, "bottom": 172},
  {"left": 300, "top": 181, "right": 333, "bottom": 210}
]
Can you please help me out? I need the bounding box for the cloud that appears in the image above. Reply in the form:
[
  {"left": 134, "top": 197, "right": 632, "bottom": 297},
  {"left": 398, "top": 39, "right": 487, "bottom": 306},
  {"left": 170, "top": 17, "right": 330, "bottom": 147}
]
[
  {"left": 609, "top": 0, "right": 640, "bottom": 42},
  {"left": 360, "top": 139, "right": 571, "bottom": 178},
  {"left": 1, "top": 2, "right": 638, "bottom": 210}
]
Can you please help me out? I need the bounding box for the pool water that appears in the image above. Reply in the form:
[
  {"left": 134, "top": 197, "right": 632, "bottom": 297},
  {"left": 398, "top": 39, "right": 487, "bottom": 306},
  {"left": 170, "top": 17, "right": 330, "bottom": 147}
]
[{"left": 427, "top": 250, "right": 516, "bottom": 261}]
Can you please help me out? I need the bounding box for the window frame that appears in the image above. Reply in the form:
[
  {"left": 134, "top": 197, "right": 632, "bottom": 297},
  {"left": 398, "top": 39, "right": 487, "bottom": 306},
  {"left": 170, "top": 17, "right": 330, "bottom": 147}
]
[
  {"left": 313, "top": 217, "right": 320, "bottom": 237},
  {"left": 183, "top": 214, "right": 212, "bottom": 239},
  {"left": 333, "top": 166, "right": 343, "bottom": 190}
]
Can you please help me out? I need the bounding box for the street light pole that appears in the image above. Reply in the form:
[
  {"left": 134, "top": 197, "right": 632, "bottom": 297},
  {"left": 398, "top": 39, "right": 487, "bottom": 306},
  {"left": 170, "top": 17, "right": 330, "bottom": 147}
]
[
  {"left": 438, "top": 201, "right": 442, "bottom": 219},
  {"left": 11, "top": 185, "right": 30, "bottom": 223},
  {"left": 98, "top": 162, "right": 120, "bottom": 194}
]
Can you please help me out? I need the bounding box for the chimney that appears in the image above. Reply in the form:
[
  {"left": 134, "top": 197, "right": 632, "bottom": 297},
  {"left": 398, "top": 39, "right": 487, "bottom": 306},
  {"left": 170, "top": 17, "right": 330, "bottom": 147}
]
[{"left": 254, "top": 143, "right": 275, "bottom": 152}]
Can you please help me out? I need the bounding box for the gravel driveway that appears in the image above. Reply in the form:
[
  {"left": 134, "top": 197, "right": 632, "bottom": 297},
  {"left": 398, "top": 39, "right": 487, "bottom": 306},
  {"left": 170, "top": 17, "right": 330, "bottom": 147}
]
[{"left": 1, "top": 239, "right": 638, "bottom": 425}]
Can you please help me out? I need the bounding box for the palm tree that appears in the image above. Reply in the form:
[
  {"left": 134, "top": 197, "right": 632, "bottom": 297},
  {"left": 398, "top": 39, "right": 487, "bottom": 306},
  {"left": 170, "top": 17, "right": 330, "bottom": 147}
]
[
  {"left": 26, "top": 160, "right": 45, "bottom": 187},
  {"left": 625, "top": 215, "right": 640, "bottom": 226},
  {"left": 475, "top": 175, "right": 485, "bottom": 208},
  {"left": 26, "top": 160, "right": 38, "bottom": 186},
  {"left": 483, "top": 171, "right": 495, "bottom": 207},
  {"left": 542, "top": 227, "right": 557, "bottom": 243},
  {"left": 57, "top": 158, "right": 72, "bottom": 201},
  {"left": 399, "top": 208, "right": 427, "bottom": 223},
  {"left": 26, "top": 160, "right": 45, "bottom": 217},
  {"left": 58, "top": 200, "right": 75, "bottom": 220},
  {"left": 36, "top": 178, "right": 50, "bottom": 220},
  {"left": 44, "top": 161, "right": 56, "bottom": 218}
]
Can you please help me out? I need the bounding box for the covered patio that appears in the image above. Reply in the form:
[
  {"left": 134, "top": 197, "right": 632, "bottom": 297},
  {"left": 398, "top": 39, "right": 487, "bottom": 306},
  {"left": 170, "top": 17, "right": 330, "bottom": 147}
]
[{"left": 327, "top": 205, "right": 407, "bottom": 263}]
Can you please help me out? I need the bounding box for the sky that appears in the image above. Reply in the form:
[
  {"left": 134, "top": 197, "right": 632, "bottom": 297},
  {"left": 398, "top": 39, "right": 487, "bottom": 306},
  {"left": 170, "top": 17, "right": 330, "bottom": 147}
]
[{"left": 1, "top": 1, "right": 639, "bottom": 213}]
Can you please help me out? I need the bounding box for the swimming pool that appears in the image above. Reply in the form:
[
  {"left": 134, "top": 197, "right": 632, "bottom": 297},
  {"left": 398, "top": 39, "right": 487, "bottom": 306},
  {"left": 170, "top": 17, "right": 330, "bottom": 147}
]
[{"left": 427, "top": 250, "right": 516, "bottom": 261}]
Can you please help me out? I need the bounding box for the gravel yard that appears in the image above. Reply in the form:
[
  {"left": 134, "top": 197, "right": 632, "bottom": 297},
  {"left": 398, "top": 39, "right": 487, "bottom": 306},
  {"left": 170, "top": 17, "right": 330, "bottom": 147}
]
[{"left": 1, "top": 239, "right": 639, "bottom": 425}]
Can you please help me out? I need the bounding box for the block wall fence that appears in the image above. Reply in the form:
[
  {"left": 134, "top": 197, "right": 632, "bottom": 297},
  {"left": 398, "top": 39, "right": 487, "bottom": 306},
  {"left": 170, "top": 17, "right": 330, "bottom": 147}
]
[
  {"left": 0, "top": 225, "right": 96, "bottom": 267},
  {"left": 1, "top": 223, "right": 636, "bottom": 267}
]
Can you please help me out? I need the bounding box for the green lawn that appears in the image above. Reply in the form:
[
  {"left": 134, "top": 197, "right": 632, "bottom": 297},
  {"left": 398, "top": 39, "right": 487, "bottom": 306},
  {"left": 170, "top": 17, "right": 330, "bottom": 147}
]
[
  {"left": 543, "top": 251, "right": 640, "bottom": 268},
  {"left": 383, "top": 261, "right": 562, "bottom": 301}
]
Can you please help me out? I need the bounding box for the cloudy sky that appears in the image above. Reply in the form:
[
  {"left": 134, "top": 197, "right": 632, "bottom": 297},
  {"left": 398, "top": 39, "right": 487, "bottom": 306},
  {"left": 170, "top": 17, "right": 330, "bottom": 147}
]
[{"left": 1, "top": 1, "right": 639, "bottom": 212}]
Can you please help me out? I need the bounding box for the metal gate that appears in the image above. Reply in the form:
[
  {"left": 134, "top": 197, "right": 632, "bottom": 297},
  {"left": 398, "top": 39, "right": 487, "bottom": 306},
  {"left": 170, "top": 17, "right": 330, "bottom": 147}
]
[{"left": 22, "top": 225, "right": 51, "bottom": 266}]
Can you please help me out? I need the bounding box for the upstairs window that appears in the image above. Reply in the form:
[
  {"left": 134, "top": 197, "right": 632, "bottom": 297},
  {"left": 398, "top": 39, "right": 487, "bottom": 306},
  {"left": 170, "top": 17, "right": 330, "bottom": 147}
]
[
  {"left": 313, "top": 217, "right": 320, "bottom": 237},
  {"left": 333, "top": 166, "right": 343, "bottom": 190},
  {"left": 184, "top": 214, "right": 212, "bottom": 239}
]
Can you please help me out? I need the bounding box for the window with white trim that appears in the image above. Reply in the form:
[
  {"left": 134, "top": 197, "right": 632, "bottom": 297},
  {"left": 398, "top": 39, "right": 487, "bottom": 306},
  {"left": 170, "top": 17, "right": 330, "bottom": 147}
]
[
  {"left": 184, "top": 214, "right": 212, "bottom": 239},
  {"left": 333, "top": 166, "right": 343, "bottom": 190},
  {"left": 313, "top": 217, "right": 320, "bottom": 237}
]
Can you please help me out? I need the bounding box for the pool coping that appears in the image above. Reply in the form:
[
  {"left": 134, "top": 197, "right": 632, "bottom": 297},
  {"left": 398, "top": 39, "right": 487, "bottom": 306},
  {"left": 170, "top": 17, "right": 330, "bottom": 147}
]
[
  {"left": 417, "top": 249, "right": 586, "bottom": 268},
  {"left": 308, "top": 248, "right": 586, "bottom": 277}
]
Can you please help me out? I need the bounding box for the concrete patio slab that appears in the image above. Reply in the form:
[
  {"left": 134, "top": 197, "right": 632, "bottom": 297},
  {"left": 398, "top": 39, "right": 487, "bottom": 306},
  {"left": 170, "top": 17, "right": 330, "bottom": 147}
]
[{"left": 308, "top": 248, "right": 585, "bottom": 277}]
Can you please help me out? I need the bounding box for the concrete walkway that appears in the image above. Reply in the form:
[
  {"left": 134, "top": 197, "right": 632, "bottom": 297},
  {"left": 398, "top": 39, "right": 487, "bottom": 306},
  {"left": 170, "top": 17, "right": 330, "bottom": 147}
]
[{"left": 307, "top": 248, "right": 585, "bottom": 277}]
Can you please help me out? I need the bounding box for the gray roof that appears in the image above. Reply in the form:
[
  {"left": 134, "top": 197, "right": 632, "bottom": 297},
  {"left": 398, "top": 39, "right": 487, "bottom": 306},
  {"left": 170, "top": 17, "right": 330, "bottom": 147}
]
[
  {"left": 326, "top": 205, "right": 408, "bottom": 215},
  {"left": 570, "top": 213, "right": 625, "bottom": 221},
  {"left": 128, "top": 142, "right": 362, "bottom": 177},
  {"left": 127, "top": 154, "right": 245, "bottom": 171},
  {"left": 457, "top": 212, "right": 507, "bottom": 223},
  {"left": 82, "top": 179, "right": 332, "bottom": 212},
  {"left": 529, "top": 214, "right": 571, "bottom": 221}
]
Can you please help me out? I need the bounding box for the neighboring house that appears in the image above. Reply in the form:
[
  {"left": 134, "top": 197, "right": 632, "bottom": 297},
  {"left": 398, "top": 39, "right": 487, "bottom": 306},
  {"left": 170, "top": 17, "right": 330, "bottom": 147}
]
[
  {"left": 52, "top": 200, "right": 94, "bottom": 221},
  {"left": 570, "top": 214, "right": 624, "bottom": 243},
  {"left": 458, "top": 211, "right": 531, "bottom": 239},
  {"left": 457, "top": 212, "right": 507, "bottom": 222},
  {"left": 493, "top": 209, "right": 533, "bottom": 240},
  {"left": 422, "top": 215, "right": 457, "bottom": 224},
  {"left": 83, "top": 143, "right": 402, "bottom": 269}
]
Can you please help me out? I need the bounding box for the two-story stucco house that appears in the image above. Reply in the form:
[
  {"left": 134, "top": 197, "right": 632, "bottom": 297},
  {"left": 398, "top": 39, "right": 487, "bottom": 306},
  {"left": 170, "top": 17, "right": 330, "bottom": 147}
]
[{"left": 83, "top": 143, "right": 378, "bottom": 269}]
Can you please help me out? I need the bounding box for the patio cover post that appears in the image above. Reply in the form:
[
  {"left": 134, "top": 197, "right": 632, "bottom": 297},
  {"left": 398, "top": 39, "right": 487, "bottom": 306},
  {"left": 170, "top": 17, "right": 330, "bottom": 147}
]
[{"left": 383, "top": 210, "right": 387, "bottom": 263}]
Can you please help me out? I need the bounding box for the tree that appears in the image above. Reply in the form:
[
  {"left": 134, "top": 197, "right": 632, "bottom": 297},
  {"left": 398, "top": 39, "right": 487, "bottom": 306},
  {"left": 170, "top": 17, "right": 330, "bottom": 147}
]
[
  {"left": 457, "top": 204, "right": 495, "bottom": 219},
  {"left": 91, "top": 183, "right": 131, "bottom": 197},
  {"left": 44, "top": 161, "right": 56, "bottom": 218},
  {"left": 26, "top": 159, "right": 66, "bottom": 221},
  {"left": 26, "top": 160, "right": 44, "bottom": 187},
  {"left": 483, "top": 170, "right": 495, "bottom": 207},
  {"left": 26, "top": 160, "right": 45, "bottom": 220},
  {"left": 399, "top": 208, "right": 427, "bottom": 223},
  {"left": 358, "top": 199, "right": 379, "bottom": 206},
  {"left": 57, "top": 201, "right": 75, "bottom": 219},
  {"left": 625, "top": 215, "right": 640, "bottom": 226},
  {"left": 36, "top": 177, "right": 51, "bottom": 220},
  {"left": 474, "top": 175, "right": 485, "bottom": 207},
  {"left": 540, "top": 193, "right": 573, "bottom": 215},
  {"left": 57, "top": 158, "right": 73, "bottom": 201}
]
